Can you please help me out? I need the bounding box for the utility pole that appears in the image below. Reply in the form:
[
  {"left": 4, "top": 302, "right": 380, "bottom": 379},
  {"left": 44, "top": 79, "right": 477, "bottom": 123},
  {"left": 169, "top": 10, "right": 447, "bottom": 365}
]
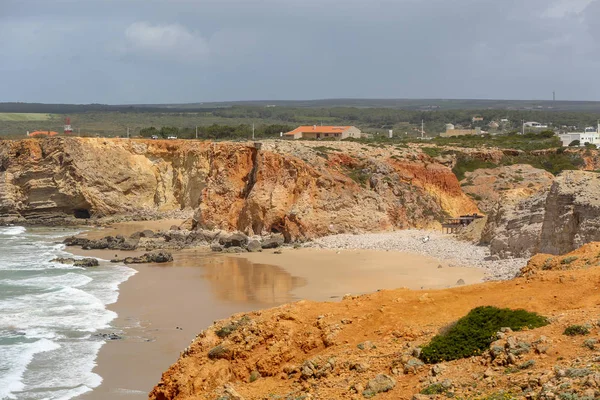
[
  {"left": 195, "top": 126, "right": 198, "bottom": 139},
  {"left": 252, "top": 123, "right": 255, "bottom": 141},
  {"left": 127, "top": 127, "right": 130, "bottom": 139},
  {"left": 421, "top": 120, "right": 424, "bottom": 138},
  {"left": 522, "top": 120, "right": 525, "bottom": 136}
]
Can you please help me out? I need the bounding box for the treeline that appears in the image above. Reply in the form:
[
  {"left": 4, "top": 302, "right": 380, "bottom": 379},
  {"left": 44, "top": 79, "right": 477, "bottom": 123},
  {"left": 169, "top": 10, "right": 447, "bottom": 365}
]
[
  {"left": 208, "top": 106, "right": 600, "bottom": 132},
  {"left": 139, "top": 124, "right": 294, "bottom": 139}
]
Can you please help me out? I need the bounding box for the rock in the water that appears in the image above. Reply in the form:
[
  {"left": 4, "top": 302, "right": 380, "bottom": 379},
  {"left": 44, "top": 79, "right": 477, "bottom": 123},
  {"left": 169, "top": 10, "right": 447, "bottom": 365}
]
[
  {"left": 52, "top": 257, "right": 99, "bottom": 267},
  {"left": 93, "top": 332, "right": 122, "bottom": 340},
  {"left": 363, "top": 374, "right": 396, "bottom": 397},
  {"left": 219, "top": 233, "right": 249, "bottom": 248},
  {"left": 246, "top": 240, "right": 262, "bottom": 252}
]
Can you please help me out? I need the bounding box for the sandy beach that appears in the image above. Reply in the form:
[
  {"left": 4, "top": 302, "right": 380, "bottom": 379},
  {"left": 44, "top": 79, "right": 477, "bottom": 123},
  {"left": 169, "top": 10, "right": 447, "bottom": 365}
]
[{"left": 72, "top": 225, "right": 485, "bottom": 399}]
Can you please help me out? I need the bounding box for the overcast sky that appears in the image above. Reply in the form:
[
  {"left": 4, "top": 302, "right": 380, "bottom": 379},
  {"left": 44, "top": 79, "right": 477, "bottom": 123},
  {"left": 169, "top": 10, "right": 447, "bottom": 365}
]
[{"left": 1, "top": 0, "right": 599, "bottom": 104}]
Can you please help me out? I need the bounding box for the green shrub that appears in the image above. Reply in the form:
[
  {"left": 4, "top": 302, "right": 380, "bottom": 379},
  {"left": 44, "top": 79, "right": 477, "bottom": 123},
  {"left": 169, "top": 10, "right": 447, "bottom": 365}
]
[
  {"left": 561, "top": 256, "right": 578, "bottom": 265},
  {"left": 419, "top": 306, "right": 548, "bottom": 363},
  {"left": 215, "top": 315, "right": 251, "bottom": 338},
  {"left": 452, "top": 157, "right": 498, "bottom": 181},
  {"left": 563, "top": 325, "right": 590, "bottom": 336},
  {"left": 420, "top": 383, "right": 447, "bottom": 395}
]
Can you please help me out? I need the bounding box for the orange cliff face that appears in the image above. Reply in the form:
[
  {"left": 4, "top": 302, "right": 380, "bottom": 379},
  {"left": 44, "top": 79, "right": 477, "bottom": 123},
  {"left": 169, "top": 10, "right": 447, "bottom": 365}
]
[{"left": 0, "top": 138, "right": 479, "bottom": 239}]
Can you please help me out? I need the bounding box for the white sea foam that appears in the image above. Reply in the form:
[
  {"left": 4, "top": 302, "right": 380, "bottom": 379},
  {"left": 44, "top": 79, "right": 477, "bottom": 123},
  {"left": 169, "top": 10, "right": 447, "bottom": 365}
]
[
  {"left": 0, "top": 227, "right": 136, "bottom": 400},
  {"left": 0, "top": 226, "right": 26, "bottom": 236},
  {"left": 0, "top": 338, "right": 61, "bottom": 399}
]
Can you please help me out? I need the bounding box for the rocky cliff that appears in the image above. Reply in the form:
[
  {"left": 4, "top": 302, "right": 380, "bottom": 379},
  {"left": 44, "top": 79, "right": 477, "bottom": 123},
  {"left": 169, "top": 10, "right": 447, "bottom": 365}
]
[
  {"left": 0, "top": 138, "right": 477, "bottom": 240},
  {"left": 475, "top": 169, "right": 600, "bottom": 258}
]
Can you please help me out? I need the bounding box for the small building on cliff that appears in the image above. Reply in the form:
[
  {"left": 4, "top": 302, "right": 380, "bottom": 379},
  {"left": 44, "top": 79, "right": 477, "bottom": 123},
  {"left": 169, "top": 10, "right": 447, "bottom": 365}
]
[
  {"left": 284, "top": 125, "right": 362, "bottom": 140},
  {"left": 439, "top": 125, "right": 482, "bottom": 138}
]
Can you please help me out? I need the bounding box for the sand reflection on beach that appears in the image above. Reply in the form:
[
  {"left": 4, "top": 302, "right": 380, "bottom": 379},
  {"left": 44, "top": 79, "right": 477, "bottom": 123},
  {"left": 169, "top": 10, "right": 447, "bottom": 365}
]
[{"left": 200, "top": 256, "right": 307, "bottom": 304}]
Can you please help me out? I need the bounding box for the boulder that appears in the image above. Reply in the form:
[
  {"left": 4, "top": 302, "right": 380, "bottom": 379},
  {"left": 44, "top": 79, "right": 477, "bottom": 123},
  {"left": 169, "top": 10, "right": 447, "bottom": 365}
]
[
  {"left": 74, "top": 258, "right": 100, "bottom": 267},
  {"left": 246, "top": 240, "right": 262, "bottom": 252},
  {"left": 62, "top": 237, "right": 91, "bottom": 247},
  {"left": 211, "top": 243, "right": 224, "bottom": 252},
  {"left": 52, "top": 257, "right": 99, "bottom": 267},
  {"left": 363, "top": 374, "right": 396, "bottom": 397},
  {"left": 219, "top": 233, "right": 249, "bottom": 248},
  {"left": 113, "top": 251, "right": 174, "bottom": 264},
  {"left": 261, "top": 234, "right": 284, "bottom": 249}
]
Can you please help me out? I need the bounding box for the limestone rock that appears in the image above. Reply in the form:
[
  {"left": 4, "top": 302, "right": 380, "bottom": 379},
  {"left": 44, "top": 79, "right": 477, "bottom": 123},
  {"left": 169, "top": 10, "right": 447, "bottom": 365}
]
[
  {"left": 363, "top": 374, "right": 396, "bottom": 397},
  {"left": 246, "top": 240, "right": 262, "bottom": 252}
]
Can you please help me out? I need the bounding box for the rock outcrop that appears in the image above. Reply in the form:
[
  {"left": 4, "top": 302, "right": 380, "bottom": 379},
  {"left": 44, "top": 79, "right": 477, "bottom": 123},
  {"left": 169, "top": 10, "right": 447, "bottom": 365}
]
[
  {"left": 481, "top": 170, "right": 600, "bottom": 258},
  {"left": 0, "top": 138, "right": 478, "bottom": 240}
]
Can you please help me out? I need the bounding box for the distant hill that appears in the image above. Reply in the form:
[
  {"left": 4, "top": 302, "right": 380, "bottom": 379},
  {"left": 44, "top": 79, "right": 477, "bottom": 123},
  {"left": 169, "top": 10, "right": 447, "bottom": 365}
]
[{"left": 2, "top": 98, "right": 600, "bottom": 113}]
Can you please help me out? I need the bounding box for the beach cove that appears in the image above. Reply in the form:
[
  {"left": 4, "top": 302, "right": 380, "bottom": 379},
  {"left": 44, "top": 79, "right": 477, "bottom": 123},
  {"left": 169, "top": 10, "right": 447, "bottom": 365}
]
[{"left": 68, "top": 223, "right": 486, "bottom": 399}]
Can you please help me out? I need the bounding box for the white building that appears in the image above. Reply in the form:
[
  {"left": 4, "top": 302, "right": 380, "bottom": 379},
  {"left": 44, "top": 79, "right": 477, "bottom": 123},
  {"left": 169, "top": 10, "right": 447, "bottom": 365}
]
[
  {"left": 559, "top": 126, "right": 600, "bottom": 147},
  {"left": 524, "top": 121, "right": 548, "bottom": 128}
]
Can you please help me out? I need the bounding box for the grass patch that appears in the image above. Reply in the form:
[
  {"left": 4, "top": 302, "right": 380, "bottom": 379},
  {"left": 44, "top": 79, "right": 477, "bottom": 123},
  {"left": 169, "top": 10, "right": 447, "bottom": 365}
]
[
  {"left": 563, "top": 325, "right": 590, "bottom": 336},
  {"left": 0, "top": 113, "right": 52, "bottom": 121},
  {"left": 419, "top": 306, "right": 548, "bottom": 363},
  {"left": 421, "top": 147, "right": 442, "bottom": 158}
]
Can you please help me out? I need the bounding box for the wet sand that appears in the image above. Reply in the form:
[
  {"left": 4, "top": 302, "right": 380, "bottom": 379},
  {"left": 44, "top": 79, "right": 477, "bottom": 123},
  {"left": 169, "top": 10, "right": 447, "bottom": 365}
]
[{"left": 74, "top": 232, "right": 484, "bottom": 399}]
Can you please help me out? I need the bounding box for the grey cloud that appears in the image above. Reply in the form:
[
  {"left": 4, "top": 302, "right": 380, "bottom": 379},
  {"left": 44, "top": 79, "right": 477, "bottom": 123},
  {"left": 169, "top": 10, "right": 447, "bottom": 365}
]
[{"left": 1, "top": 0, "right": 599, "bottom": 103}]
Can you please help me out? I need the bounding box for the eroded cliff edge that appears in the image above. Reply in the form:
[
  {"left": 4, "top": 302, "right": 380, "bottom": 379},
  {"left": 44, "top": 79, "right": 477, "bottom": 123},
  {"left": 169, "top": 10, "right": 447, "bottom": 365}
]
[{"left": 0, "top": 138, "right": 477, "bottom": 240}]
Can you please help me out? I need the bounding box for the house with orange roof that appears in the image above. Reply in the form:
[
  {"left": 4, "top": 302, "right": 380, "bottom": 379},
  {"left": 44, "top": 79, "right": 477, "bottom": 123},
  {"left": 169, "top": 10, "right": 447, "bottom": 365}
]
[
  {"left": 28, "top": 130, "right": 59, "bottom": 138},
  {"left": 283, "top": 125, "right": 362, "bottom": 140}
]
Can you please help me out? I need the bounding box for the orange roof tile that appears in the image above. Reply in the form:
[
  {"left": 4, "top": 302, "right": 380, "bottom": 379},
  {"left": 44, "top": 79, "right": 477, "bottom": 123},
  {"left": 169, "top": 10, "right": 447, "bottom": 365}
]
[{"left": 29, "top": 131, "right": 59, "bottom": 137}]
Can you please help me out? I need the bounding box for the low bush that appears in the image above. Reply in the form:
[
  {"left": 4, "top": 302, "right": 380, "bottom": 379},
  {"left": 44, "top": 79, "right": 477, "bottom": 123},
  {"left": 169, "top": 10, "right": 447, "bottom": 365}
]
[
  {"left": 420, "top": 383, "right": 447, "bottom": 395},
  {"left": 419, "top": 306, "right": 548, "bottom": 363},
  {"left": 563, "top": 325, "right": 590, "bottom": 336}
]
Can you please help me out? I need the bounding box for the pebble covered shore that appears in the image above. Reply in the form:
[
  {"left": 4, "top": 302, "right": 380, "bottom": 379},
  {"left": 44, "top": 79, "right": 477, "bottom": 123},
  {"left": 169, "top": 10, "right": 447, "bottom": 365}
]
[{"left": 309, "top": 230, "right": 528, "bottom": 281}]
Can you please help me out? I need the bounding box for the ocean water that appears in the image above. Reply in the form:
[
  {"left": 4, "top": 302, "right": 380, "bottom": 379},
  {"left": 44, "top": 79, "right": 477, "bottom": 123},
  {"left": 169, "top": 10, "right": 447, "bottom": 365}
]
[{"left": 0, "top": 226, "right": 136, "bottom": 400}]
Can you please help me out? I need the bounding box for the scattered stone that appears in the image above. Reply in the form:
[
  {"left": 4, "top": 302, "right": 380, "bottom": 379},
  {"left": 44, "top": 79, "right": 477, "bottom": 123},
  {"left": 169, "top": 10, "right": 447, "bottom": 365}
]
[
  {"left": 211, "top": 243, "right": 223, "bottom": 252},
  {"left": 363, "top": 374, "right": 396, "bottom": 398},
  {"left": 223, "top": 384, "right": 245, "bottom": 400},
  {"left": 357, "top": 341, "right": 375, "bottom": 350},
  {"left": 456, "top": 278, "right": 466, "bottom": 285},
  {"left": 350, "top": 362, "right": 370, "bottom": 373},
  {"left": 431, "top": 364, "right": 446, "bottom": 376},
  {"left": 403, "top": 358, "right": 425, "bottom": 375}
]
